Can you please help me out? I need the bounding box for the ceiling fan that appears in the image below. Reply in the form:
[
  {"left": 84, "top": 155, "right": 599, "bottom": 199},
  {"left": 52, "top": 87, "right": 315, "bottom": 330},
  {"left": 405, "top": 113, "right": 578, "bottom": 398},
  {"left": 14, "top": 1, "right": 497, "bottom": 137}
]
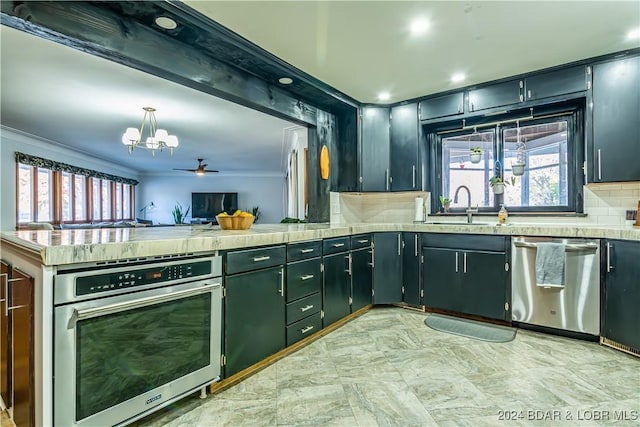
[{"left": 173, "top": 158, "right": 219, "bottom": 175}]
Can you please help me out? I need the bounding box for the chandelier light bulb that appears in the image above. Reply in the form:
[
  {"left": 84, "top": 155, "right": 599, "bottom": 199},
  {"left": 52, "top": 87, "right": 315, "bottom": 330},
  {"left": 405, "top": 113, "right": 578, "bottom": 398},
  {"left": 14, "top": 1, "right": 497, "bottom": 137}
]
[{"left": 154, "top": 128, "right": 169, "bottom": 141}]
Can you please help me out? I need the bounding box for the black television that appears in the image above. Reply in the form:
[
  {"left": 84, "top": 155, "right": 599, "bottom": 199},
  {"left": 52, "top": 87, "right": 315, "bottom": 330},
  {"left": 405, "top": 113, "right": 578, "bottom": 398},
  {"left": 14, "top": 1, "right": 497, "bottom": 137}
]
[{"left": 191, "top": 192, "right": 238, "bottom": 222}]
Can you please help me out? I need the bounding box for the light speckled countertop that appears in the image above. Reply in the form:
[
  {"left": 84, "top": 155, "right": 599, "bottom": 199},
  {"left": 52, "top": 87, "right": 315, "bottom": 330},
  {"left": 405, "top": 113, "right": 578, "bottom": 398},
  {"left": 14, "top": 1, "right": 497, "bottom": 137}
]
[{"left": 1, "top": 222, "right": 638, "bottom": 266}]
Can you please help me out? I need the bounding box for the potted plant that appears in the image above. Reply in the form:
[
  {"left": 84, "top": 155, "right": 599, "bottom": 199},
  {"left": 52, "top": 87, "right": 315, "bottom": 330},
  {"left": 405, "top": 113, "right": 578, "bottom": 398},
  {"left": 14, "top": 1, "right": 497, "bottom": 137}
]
[
  {"left": 511, "top": 162, "right": 526, "bottom": 176},
  {"left": 439, "top": 195, "right": 451, "bottom": 213},
  {"left": 489, "top": 176, "right": 516, "bottom": 195},
  {"left": 171, "top": 202, "right": 190, "bottom": 224},
  {"left": 470, "top": 146, "right": 482, "bottom": 164}
]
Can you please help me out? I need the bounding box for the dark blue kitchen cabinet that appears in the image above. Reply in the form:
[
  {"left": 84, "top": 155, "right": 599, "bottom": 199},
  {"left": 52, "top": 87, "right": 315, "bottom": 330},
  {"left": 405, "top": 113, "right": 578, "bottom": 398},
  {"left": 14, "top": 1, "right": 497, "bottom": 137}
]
[
  {"left": 603, "top": 240, "right": 640, "bottom": 351},
  {"left": 524, "top": 65, "right": 587, "bottom": 101},
  {"left": 591, "top": 55, "right": 640, "bottom": 182},
  {"left": 422, "top": 234, "right": 509, "bottom": 321},
  {"left": 419, "top": 92, "right": 464, "bottom": 120},
  {"left": 467, "top": 79, "right": 522, "bottom": 113},
  {"left": 372, "top": 233, "right": 402, "bottom": 304},
  {"left": 360, "top": 106, "right": 390, "bottom": 191},
  {"left": 390, "top": 103, "right": 420, "bottom": 191},
  {"left": 351, "top": 247, "right": 373, "bottom": 312},
  {"left": 323, "top": 239, "right": 351, "bottom": 327},
  {"left": 402, "top": 233, "right": 422, "bottom": 306}
]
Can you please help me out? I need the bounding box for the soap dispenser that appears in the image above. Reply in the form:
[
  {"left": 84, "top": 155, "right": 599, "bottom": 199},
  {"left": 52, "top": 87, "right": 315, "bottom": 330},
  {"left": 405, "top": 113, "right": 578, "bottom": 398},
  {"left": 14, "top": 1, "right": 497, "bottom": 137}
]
[{"left": 498, "top": 204, "right": 508, "bottom": 224}]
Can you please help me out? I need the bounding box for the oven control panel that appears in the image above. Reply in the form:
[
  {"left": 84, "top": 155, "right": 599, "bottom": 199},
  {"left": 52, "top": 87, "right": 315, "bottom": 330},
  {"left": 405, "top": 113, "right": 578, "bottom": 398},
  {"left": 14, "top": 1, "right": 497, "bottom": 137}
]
[{"left": 75, "top": 260, "right": 212, "bottom": 296}]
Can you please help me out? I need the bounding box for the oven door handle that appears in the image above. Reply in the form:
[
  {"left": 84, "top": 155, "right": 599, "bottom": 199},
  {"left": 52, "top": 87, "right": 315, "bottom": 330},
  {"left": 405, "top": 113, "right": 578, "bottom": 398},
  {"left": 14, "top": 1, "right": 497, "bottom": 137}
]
[{"left": 68, "top": 283, "right": 219, "bottom": 328}]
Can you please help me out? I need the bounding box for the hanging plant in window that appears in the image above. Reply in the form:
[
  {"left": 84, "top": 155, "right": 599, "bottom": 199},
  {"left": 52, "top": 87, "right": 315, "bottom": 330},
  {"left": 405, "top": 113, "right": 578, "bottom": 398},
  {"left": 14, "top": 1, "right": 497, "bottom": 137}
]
[
  {"left": 512, "top": 121, "right": 526, "bottom": 176},
  {"left": 469, "top": 146, "right": 482, "bottom": 164}
]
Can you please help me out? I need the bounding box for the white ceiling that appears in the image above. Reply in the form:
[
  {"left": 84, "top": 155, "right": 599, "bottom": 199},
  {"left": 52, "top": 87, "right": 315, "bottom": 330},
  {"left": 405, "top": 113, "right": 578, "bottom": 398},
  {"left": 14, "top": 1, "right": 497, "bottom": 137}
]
[
  {"left": 187, "top": 0, "right": 640, "bottom": 103},
  {"left": 0, "top": 25, "right": 301, "bottom": 175},
  {"left": 1, "top": 1, "right": 639, "bottom": 176}
]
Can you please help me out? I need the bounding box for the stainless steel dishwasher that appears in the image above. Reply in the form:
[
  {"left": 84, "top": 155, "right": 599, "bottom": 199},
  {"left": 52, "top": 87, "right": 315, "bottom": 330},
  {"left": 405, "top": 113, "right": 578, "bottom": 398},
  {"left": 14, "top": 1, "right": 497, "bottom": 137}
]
[{"left": 511, "top": 236, "right": 600, "bottom": 336}]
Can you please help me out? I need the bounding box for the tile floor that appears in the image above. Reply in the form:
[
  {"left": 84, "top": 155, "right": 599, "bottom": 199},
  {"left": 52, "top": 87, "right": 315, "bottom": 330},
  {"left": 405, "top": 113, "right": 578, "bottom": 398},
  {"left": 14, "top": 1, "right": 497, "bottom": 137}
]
[{"left": 134, "top": 307, "right": 639, "bottom": 427}]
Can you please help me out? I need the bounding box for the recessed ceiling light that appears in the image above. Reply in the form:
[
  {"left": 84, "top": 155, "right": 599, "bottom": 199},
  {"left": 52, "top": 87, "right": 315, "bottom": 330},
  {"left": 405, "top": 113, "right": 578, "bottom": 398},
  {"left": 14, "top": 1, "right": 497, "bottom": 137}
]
[
  {"left": 627, "top": 27, "right": 640, "bottom": 40},
  {"left": 451, "top": 73, "right": 466, "bottom": 83},
  {"left": 377, "top": 92, "right": 391, "bottom": 101},
  {"left": 278, "top": 77, "right": 293, "bottom": 85},
  {"left": 155, "top": 16, "right": 177, "bottom": 30},
  {"left": 410, "top": 19, "right": 430, "bottom": 36}
]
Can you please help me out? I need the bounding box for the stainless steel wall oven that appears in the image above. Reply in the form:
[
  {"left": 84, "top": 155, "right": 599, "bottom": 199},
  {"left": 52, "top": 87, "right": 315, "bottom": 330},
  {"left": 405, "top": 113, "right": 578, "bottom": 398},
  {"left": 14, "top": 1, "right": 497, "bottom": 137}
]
[{"left": 53, "top": 254, "right": 222, "bottom": 427}]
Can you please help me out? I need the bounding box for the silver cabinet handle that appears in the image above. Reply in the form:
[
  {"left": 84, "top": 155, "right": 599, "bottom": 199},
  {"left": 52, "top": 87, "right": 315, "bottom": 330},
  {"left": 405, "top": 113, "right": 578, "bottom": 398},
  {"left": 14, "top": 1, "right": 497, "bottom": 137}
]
[
  {"left": 470, "top": 102, "right": 474, "bottom": 112},
  {"left": 412, "top": 165, "right": 416, "bottom": 189},
  {"left": 463, "top": 252, "right": 467, "bottom": 273},
  {"left": 300, "top": 248, "right": 315, "bottom": 254},
  {"left": 397, "top": 234, "right": 401, "bottom": 256},
  {"left": 301, "top": 325, "right": 314, "bottom": 334},
  {"left": 300, "top": 304, "right": 314, "bottom": 312},
  {"left": 597, "top": 149, "right": 602, "bottom": 180},
  {"left": 528, "top": 89, "right": 532, "bottom": 99},
  {"left": 606, "top": 242, "right": 613, "bottom": 273},
  {"left": 455, "top": 252, "right": 459, "bottom": 273},
  {"left": 301, "top": 274, "right": 314, "bottom": 281},
  {"left": 369, "top": 249, "right": 375, "bottom": 268},
  {"left": 414, "top": 234, "right": 418, "bottom": 257},
  {"left": 385, "top": 168, "right": 390, "bottom": 191},
  {"left": 332, "top": 243, "right": 345, "bottom": 248},
  {"left": 279, "top": 268, "right": 284, "bottom": 296},
  {"left": 346, "top": 254, "right": 352, "bottom": 275},
  {"left": 357, "top": 239, "right": 369, "bottom": 244},
  {"left": 253, "top": 256, "right": 270, "bottom": 262}
]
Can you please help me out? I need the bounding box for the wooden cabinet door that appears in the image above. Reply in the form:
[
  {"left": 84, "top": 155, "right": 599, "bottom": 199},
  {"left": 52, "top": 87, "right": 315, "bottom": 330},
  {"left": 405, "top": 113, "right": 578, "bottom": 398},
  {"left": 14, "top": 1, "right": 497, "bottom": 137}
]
[
  {"left": 323, "top": 252, "right": 352, "bottom": 326},
  {"left": 524, "top": 65, "right": 587, "bottom": 101},
  {"left": 402, "top": 233, "right": 422, "bottom": 306},
  {"left": 419, "top": 92, "right": 464, "bottom": 120},
  {"left": 350, "top": 248, "right": 373, "bottom": 312},
  {"left": 592, "top": 56, "right": 640, "bottom": 182},
  {"left": 9, "top": 268, "right": 34, "bottom": 427},
  {"left": 224, "top": 266, "right": 285, "bottom": 377},
  {"left": 604, "top": 240, "right": 640, "bottom": 349},
  {"left": 467, "top": 79, "right": 522, "bottom": 112},
  {"left": 361, "top": 106, "right": 390, "bottom": 191},
  {"left": 372, "top": 233, "right": 402, "bottom": 304},
  {"left": 0, "top": 261, "right": 11, "bottom": 408},
  {"left": 389, "top": 103, "right": 419, "bottom": 191},
  {"left": 422, "top": 247, "right": 461, "bottom": 312}
]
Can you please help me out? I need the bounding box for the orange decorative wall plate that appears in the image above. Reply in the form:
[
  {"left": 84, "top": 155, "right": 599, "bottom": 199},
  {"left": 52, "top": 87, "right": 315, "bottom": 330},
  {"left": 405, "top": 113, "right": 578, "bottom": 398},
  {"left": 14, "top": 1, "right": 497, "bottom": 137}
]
[{"left": 320, "top": 145, "right": 329, "bottom": 180}]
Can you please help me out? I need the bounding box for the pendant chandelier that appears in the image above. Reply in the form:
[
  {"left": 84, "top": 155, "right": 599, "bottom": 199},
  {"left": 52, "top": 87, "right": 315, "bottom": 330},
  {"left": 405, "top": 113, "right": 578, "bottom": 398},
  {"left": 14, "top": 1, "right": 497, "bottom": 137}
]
[{"left": 121, "top": 107, "right": 178, "bottom": 155}]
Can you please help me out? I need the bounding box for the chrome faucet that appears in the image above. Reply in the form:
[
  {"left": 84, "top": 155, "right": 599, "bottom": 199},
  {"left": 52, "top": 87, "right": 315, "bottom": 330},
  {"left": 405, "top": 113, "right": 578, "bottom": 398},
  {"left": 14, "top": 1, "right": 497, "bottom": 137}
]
[{"left": 453, "top": 185, "right": 478, "bottom": 223}]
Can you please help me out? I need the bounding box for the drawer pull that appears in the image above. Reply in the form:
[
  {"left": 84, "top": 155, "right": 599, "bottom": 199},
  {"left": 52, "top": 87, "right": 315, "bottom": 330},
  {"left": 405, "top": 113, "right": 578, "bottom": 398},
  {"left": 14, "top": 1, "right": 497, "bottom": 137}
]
[
  {"left": 253, "top": 256, "right": 271, "bottom": 262},
  {"left": 357, "top": 239, "right": 369, "bottom": 244},
  {"left": 300, "top": 274, "right": 314, "bottom": 281},
  {"left": 301, "top": 325, "right": 314, "bottom": 334},
  {"left": 332, "top": 243, "right": 345, "bottom": 248},
  {"left": 300, "top": 248, "right": 315, "bottom": 254},
  {"left": 300, "top": 304, "right": 314, "bottom": 312}
]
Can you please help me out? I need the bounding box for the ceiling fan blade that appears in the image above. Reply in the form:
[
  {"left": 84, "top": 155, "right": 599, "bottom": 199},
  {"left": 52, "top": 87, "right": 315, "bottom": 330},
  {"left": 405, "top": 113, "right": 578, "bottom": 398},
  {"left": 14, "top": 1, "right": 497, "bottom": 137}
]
[{"left": 172, "top": 168, "right": 197, "bottom": 172}]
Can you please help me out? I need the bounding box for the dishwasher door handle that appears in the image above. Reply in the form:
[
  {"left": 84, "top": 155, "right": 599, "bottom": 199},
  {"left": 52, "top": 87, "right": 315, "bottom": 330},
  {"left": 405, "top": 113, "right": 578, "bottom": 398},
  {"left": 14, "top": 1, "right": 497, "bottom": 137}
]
[{"left": 513, "top": 241, "right": 598, "bottom": 251}]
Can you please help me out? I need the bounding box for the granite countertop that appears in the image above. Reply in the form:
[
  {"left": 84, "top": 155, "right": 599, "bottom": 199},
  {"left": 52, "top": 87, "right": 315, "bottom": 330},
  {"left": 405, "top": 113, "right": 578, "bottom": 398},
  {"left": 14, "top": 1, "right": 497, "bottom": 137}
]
[{"left": 1, "top": 222, "right": 638, "bottom": 266}]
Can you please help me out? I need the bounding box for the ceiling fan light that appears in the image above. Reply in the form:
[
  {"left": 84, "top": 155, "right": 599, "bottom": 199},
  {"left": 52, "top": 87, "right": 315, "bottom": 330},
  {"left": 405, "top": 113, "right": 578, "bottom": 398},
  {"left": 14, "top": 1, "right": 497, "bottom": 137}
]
[
  {"left": 195, "top": 169, "right": 205, "bottom": 176},
  {"left": 165, "top": 134, "right": 179, "bottom": 147}
]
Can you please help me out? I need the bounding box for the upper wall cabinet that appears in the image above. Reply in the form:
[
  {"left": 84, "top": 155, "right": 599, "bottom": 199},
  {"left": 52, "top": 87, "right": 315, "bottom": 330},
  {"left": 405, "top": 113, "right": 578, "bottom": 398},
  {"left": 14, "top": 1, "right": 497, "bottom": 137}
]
[
  {"left": 524, "top": 65, "right": 588, "bottom": 101},
  {"left": 467, "top": 80, "right": 522, "bottom": 113},
  {"left": 419, "top": 92, "right": 464, "bottom": 120},
  {"left": 591, "top": 55, "right": 640, "bottom": 182},
  {"left": 390, "top": 103, "right": 420, "bottom": 191},
  {"left": 361, "top": 106, "right": 391, "bottom": 191}
]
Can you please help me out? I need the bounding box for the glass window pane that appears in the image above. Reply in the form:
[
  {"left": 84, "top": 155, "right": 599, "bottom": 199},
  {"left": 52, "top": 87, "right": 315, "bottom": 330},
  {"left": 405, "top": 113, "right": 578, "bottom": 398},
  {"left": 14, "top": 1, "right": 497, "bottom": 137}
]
[
  {"left": 93, "top": 179, "right": 101, "bottom": 220},
  {"left": 122, "top": 185, "right": 131, "bottom": 220},
  {"left": 115, "top": 183, "right": 122, "bottom": 220},
  {"left": 37, "top": 168, "right": 52, "bottom": 221},
  {"left": 74, "top": 175, "right": 86, "bottom": 221},
  {"left": 442, "top": 131, "right": 495, "bottom": 209},
  {"left": 17, "top": 164, "right": 33, "bottom": 223},
  {"left": 62, "top": 172, "right": 72, "bottom": 221},
  {"left": 503, "top": 121, "right": 568, "bottom": 208},
  {"left": 101, "top": 180, "right": 111, "bottom": 220}
]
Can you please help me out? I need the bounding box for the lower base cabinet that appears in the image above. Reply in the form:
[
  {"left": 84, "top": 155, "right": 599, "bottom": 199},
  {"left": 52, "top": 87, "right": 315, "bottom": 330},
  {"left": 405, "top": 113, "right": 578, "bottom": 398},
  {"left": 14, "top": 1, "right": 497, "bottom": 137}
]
[
  {"left": 351, "top": 247, "right": 373, "bottom": 311},
  {"left": 224, "top": 266, "right": 285, "bottom": 377},
  {"left": 323, "top": 252, "right": 351, "bottom": 327}
]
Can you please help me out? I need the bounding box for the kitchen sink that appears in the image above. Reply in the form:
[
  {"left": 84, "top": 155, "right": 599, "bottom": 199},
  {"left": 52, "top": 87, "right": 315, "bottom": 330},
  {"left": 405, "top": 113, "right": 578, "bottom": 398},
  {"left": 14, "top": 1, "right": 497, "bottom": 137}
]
[{"left": 424, "top": 221, "right": 490, "bottom": 226}]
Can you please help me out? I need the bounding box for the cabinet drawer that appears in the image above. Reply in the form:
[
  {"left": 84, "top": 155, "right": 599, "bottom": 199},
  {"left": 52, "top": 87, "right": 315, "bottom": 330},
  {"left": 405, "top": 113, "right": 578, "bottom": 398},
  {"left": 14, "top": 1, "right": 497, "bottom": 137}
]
[
  {"left": 226, "top": 245, "right": 286, "bottom": 274},
  {"left": 323, "top": 237, "right": 351, "bottom": 255},
  {"left": 287, "top": 258, "right": 322, "bottom": 302},
  {"left": 286, "top": 311, "right": 322, "bottom": 347},
  {"left": 351, "top": 234, "right": 372, "bottom": 250},
  {"left": 287, "top": 240, "right": 322, "bottom": 262},
  {"left": 287, "top": 292, "right": 321, "bottom": 325}
]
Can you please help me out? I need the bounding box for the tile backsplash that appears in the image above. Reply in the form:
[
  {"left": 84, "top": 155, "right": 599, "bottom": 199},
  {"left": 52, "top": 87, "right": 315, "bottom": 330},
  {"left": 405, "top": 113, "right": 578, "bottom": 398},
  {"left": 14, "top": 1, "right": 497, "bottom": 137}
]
[{"left": 331, "top": 182, "right": 639, "bottom": 226}]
